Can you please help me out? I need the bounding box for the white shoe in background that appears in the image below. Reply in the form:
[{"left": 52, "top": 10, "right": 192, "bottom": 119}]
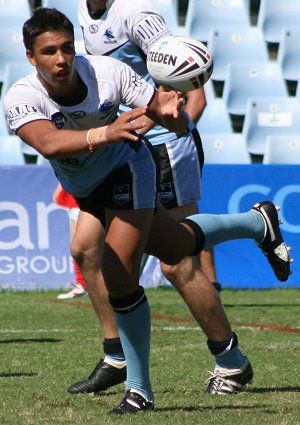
[{"left": 57, "top": 284, "right": 88, "bottom": 300}]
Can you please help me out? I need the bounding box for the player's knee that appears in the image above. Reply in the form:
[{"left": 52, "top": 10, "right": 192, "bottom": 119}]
[
  {"left": 160, "top": 262, "right": 177, "bottom": 278},
  {"left": 70, "top": 239, "right": 84, "bottom": 264},
  {"left": 160, "top": 261, "right": 186, "bottom": 289}
]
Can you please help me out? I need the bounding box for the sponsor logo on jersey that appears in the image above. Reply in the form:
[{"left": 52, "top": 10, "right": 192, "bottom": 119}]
[
  {"left": 89, "top": 24, "right": 98, "bottom": 34},
  {"left": 98, "top": 99, "right": 115, "bottom": 113},
  {"left": 51, "top": 112, "right": 67, "bottom": 129},
  {"left": 113, "top": 184, "right": 132, "bottom": 205},
  {"left": 103, "top": 27, "right": 117, "bottom": 44},
  {"left": 68, "top": 111, "right": 86, "bottom": 119}
]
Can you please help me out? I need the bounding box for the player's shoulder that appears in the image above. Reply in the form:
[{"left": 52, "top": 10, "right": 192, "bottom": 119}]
[
  {"left": 4, "top": 72, "right": 37, "bottom": 101},
  {"left": 77, "top": 54, "right": 126, "bottom": 70},
  {"left": 78, "top": 0, "right": 85, "bottom": 9},
  {"left": 76, "top": 54, "right": 130, "bottom": 82}
]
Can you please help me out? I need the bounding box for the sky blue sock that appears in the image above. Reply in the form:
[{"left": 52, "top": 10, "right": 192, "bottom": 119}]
[
  {"left": 105, "top": 353, "right": 125, "bottom": 362},
  {"left": 215, "top": 345, "right": 247, "bottom": 369},
  {"left": 115, "top": 301, "right": 152, "bottom": 401},
  {"left": 187, "top": 210, "right": 265, "bottom": 249}
]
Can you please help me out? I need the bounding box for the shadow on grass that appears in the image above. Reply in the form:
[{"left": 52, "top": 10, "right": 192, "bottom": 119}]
[
  {"left": 0, "top": 372, "right": 38, "bottom": 378},
  {"left": 0, "top": 338, "right": 64, "bottom": 344},
  {"left": 249, "top": 386, "right": 300, "bottom": 393},
  {"left": 157, "top": 403, "right": 275, "bottom": 413},
  {"left": 224, "top": 303, "right": 300, "bottom": 308}
]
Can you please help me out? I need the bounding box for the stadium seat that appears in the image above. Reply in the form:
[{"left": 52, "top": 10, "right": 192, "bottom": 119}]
[
  {"left": 203, "top": 79, "right": 216, "bottom": 101},
  {"left": 263, "top": 135, "right": 300, "bottom": 164},
  {"left": 42, "top": 0, "right": 78, "bottom": 24},
  {"left": 0, "top": 135, "right": 25, "bottom": 165},
  {"left": 0, "top": 28, "right": 28, "bottom": 82},
  {"left": 185, "top": 0, "right": 250, "bottom": 43},
  {"left": 201, "top": 133, "right": 251, "bottom": 164},
  {"left": 41, "top": 0, "right": 85, "bottom": 54},
  {"left": 1, "top": 62, "right": 33, "bottom": 101},
  {"left": 277, "top": 28, "right": 300, "bottom": 82},
  {"left": 257, "top": 0, "right": 300, "bottom": 43},
  {"left": 0, "top": 0, "right": 31, "bottom": 26},
  {"left": 1, "top": 62, "right": 40, "bottom": 158},
  {"left": 223, "top": 62, "right": 288, "bottom": 116},
  {"left": 197, "top": 98, "right": 233, "bottom": 134},
  {"left": 242, "top": 97, "right": 300, "bottom": 156},
  {"left": 151, "top": 0, "right": 186, "bottom": 35},
  {"left": 207, "top": 27, "right": 269, "bottom": 82},
  {"left": 36, "top": 154, "right": 51, "bottom": 166},
  {"left": 0, "top": 108, "right": 9, "bottom": 136},
  {"left": 295, "top": 75, "right": 300, "bottom": 99}
]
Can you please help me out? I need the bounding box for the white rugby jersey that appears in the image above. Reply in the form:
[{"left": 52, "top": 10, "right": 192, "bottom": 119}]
[
  {"left": 4, "top": 55, "right": 155, "bottom": 197},
  {"left": 78, "top": 0, "right": 177, "bottom": 145}
]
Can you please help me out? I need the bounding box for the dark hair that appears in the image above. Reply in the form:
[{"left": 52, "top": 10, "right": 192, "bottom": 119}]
[{"left": 23, "top": 7, "right": 74, "bottom": 51}]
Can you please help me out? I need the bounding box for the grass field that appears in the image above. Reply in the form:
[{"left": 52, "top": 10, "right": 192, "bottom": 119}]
[{"left": 0, "top": 287, "right": 299, "bottom": 424}]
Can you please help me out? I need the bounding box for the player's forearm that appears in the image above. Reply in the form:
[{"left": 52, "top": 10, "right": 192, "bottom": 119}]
[
  {"left": 184, "top": 88, "right": 207, "bottom": 124},
  {"left": 17, "top": 108, "right": 148, "bottom": 158},
  {"left": 18, "top": 125, "right": 95, "bottom": 159}
]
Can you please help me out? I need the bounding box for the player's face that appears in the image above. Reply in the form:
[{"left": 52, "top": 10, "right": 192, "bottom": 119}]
[{"left": 26, "top": 31, "right": 76, "bottom": 93}]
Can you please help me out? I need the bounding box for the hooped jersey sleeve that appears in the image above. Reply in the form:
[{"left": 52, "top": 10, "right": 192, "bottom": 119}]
[
  {"left": 4, "top": 75, "right": 57, "bottom": 133},
  {"left": 117, "top": 0, "right": 172, "bottom": 53}
]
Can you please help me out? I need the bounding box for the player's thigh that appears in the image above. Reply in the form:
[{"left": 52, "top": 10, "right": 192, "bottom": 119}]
[
  {"left": 103, "top": 208, "right": 154, "bottom": 296},
  {"left": 145, "top": 202, "right": 196, "bottom": 264},
  {"left": 167, "top": 201, "right": 199, "bottom": 221}
]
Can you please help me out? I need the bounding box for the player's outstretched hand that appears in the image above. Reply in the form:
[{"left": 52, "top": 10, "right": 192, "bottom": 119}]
[
  {"left": 105, "top": 107, "right": 148, "bottom": 143},
  {"left": 156, "top": 89, "right": 184, "bottom": 119}
]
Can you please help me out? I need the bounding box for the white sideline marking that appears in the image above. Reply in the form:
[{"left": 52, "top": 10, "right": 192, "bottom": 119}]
[
  {"left": 152, "top": 326, "right": 201, "bottom": 331},
  {"left": 0, "top": 326, "right": 200, "bottom": 334},
  {"left": 1, "top": 325, "right": 299, "bottom": 334}
]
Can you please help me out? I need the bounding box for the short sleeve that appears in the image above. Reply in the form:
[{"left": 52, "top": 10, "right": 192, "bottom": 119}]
[{"left": 4, "top": 83, "right": 51, "bottom": 132}]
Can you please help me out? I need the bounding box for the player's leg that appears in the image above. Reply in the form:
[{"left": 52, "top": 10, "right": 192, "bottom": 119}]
[
  {"left": 57, "top": 208, "right": 87, "bottom": 300},
  {"left": 69, "top": 209, "right": 86, "bottom": 291},
  {"left": 159, "top": 201, "right": 231, "bottom": 338},
  {"left": 103, "top": 207, "right": 155, "bottom": 413},
  {"left": 184, "top": 201, "right": 291, "bottom": 283},
  {"left": 146, "top": 200, "right": 291, "bottom": 394},
  {"left": 147, "top": 200, "right": 290, "bottom": 282},
  {"left": 68, "top": 211, "right": 126, "bottom": 394},
  {"left": 71, "top": 144, "right": 159, "bottom": 413},
  {"left": 200, "top": 248, "right": 221, "bottom": 291},
  {"left": 159, "top": 198, "right": 251, "bottom": 390}
]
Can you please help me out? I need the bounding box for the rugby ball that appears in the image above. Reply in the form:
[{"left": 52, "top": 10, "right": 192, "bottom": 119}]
[{"left": 147, "top": 36, "right": 213, "bottom": 91}]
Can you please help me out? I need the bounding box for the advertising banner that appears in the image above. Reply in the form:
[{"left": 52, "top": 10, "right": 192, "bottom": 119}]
[
  {"left": 0, "top": 164, "right": 299, "bottom": 289},
  {"left": 0, "top": 166, "right": 73, "bottom": 289},
  {"left": 199, "top": 164, "right": 300, "bottom": 288}
]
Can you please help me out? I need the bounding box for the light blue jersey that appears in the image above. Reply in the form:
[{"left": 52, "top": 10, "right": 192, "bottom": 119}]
[{"left": 78, "top": 0, "right": 179, "bottom": 145}]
